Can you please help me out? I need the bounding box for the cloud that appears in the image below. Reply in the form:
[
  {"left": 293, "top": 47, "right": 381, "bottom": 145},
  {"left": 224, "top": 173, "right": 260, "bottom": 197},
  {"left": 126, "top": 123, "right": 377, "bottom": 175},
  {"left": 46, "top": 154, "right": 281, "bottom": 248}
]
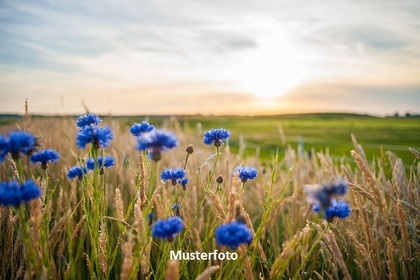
[{"left": 1, "top": 0, "right": 420, "bottom": 115}]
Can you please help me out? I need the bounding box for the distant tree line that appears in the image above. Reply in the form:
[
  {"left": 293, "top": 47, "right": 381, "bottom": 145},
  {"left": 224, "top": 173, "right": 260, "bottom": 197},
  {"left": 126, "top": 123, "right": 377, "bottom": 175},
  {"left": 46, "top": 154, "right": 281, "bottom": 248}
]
[{"left": 387, "top": 112, "right": 420, "bottom": 118}]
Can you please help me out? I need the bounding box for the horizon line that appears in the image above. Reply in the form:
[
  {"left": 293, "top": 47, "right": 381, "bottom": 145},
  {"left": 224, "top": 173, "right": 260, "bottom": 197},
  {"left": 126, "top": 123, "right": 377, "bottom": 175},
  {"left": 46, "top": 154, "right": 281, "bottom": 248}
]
[{"left": 1, "top": 111, "right": 419, "bottom": 119}]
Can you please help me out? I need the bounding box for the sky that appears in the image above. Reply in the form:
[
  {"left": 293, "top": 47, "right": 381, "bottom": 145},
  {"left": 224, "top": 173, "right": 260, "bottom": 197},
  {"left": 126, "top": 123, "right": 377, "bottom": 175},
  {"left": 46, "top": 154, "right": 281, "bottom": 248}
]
[{"left": 1, "top": 0, "right": 420, "bottom": 116}]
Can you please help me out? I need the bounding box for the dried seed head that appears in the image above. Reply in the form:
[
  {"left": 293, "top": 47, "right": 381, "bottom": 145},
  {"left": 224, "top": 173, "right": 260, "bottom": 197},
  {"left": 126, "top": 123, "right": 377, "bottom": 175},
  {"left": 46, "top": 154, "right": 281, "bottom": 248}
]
[
  {"left": 149, "top": 151, "right": 161, "bottom": 161},
  {"left": 216, "top": 175, "right": 223, "bottom": 184},
  {"left": 41, "top": 162, "right": 48, "bottom": 170},
  {"left": 236, "top": 214, "right": 247, "bottom": 224},
  {"left": 58, "top": 255, "right": 67, "bottom": 268},
  {"left": 235, "top": 201, "right": 242, "bottom": 218},
  {"left": 186, "top": 144, "right": 194, "bottom": 154}
]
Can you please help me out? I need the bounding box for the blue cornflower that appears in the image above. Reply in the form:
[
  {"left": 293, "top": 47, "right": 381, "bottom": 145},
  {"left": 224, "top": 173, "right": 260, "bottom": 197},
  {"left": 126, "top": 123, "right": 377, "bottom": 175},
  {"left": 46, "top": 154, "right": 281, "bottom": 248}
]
[
  {"left": 7, "top": 130, "right": 36, "bottom": 159},
  {"left": 67, "top": 166, "right": 88, "bottom": 180},
  {"left": 130, "top": 121, "right": 154, "bottom": 136},
  {"left": 76, "top": 126, "right": 114, "bottom": 150},
  {"left": 0, "top": 180, "right": 41, "bottom": 207},
  {"left": 234, "top": 166, "right": 258, "bottom": 183},
  {"left": 137, "top": 129, "right": 178, "bottom": 161},
  {"left": 161, "top": 168, "right": 186, "bottom": 186},
  {"left": 86, "top": 156, "right": 115, "bottom": 170},
  {"left": 313, "top": 199, "right": 351, "bottom": 220},
  {"left": 177, "top": 177, "right": 188, "bottom": 190},
  {"left": 329, "top": 178, "right": 348, "bottom": 196},
  {"left": 30, "top": 149, "right": 60, "bottom": 169},
  {"left": 203, "top": 128, "right": 230, "bottom": 147},
  {"left": 20, "top": 180, "right": 42, "bottom": 202},
  {"left": 0, "top": 181, "right": 20, "bottom": 207},
  {"left": 215, "top": 221, "right": 253, "bottom": 249},
  {"left": 76, "top": 113, "right": 102, "bottom": 129},
  {"left": 152, "top": 216, "right": 184, "bottom": 241},
  {"left": 305, "top": 178, "right": 349, "bottom": 208},
  {"left": 0, "top": 135, "right": 7, "bottom": 162}
]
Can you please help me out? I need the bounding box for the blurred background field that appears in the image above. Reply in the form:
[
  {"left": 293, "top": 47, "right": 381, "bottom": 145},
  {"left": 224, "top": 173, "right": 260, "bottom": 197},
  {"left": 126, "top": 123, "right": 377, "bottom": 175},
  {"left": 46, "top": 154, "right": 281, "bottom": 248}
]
[
  {"left": 162, "top": 113, "right": 420, "bottom": 167},
  {"left": 3, "top": 113, "right": 419, "bottom": 166}
]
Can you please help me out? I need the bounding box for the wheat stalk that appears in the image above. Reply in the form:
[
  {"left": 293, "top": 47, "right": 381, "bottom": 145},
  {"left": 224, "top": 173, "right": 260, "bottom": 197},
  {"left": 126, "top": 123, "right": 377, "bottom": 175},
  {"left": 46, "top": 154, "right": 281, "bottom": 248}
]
[
  {"left": 208, "top": 191, "right": 226, "bottom": 221},
  {"left": 99, "top": 220, "right": 107, "bottom": 274},
  {"left": 386, "top": 238, "right": 396, "bottom": 280},
  {"left": 120, "top": 238, "right": 134, "bottom": 280},
  {"left": 115, "top": 188, "right": 125, "bottom": 222},
  {"left": 165, "top": 260, "right": 179, "bottom": 280},
  {"left": 347, "top": 229, "right": 378, "bottom": 279},
  {"left": 195, "top": 265, "right": 220, "bottom": 280},
  {"left": 325, "top": 230, "right": 351, "bottom": 280},
  {"left": 140, "top": 237, "right": 152, "bottom": 276},
  {"left": 409, "top": 147, "right": 420, "bottom": 159},
  {"left": 397, "top": 200, "right": 411, "bottom": 259}
]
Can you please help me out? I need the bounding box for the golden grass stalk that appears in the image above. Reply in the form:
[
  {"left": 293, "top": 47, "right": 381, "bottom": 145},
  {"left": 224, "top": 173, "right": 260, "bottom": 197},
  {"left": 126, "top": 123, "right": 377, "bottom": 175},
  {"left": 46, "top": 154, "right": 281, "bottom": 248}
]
[
  {"left": 115, "top": 188, "right": 125, "bottom": 222},
  {"left": 23, "top": 98, "right": 32, "bottom": 131},
  {"left": 270, "top": 222, "right": 311, "bottom": 278},
  {"left": 72, "top": 215, "right": 86, "bottom": 240},
  {"left": 348, "top": 182, "right": 377, "bottom": 204},
  {"left": 386, "top": 238, "right": 396, "bottom": 280},
  {"left": 15, "top": 262, "right": 24, "bottom": 279},
  {"left": 208, "top": 191, "right": 226, "bottom": 221},
  {"left": 120, "top": 238, "right": 134, "bottom": 280},
  {"left": 319, "top": 240, "right": 339, "bottom": 279},
  {"left": 314, "top": 270, "right": 334, "bottom": 280},
  {"left": 99, "top": 220, "right": 107, "bottom": 274},
  {"left": 398, "top": 199, "right": 420, "bottom": 215},
  {"left": 409, "top": 147, "right": 420, "bottom": 160},
  {"left": 30, "top": 199, "right": 42, "bottom": 251},
  {"left": 353, "top": 259, "right": 368, "bottom": 279},
  {"left": 85, "top": 253, "right": 97, "bottom": 280},
  {"left": 154, "top": 194, "right": 166, "bottom": 219},
  {"left": 396, "top": 200, "right": 411, "bottom": 259},
  {"left": 49, "top": 211, "right": 69, "bottom": 248},
  {"left": 165, "top": 260, "right": 179, "bottom": 280},
  {"left": 138, "top": 151, "right": 148, "bottom": 209},
  {"left": 239, "top": 246, "right": 253, "bottom": 280},
  {"left": 353, "top": 189, "right": 374, "bottom": 253},
  {"left": 325, "top": 230, "right": 351, "bottom": 280},
  {"left": 351, "top": 150, "right": 383, "bottom": 207},
  {"left": 195, "top": 265, "right": 220, "bottom": 280},
  {"left": 351, "top": 134, "right": 366, "bottom": 161},
  {"left": 149, "top": 183, "right": 163, "bottom": 209},
  {"left": 347, "top": 229, "right": 378, "bottom": 279},
  {"left": 134, "top": 196, "right": 144, "bottom": 238},
  {"left": 225, "top": 191, "right": 237, "bottom": 223},
  {"left": 317, "top": 152, "right": 337, "bottom": 177},
  {"left": 56, "top": 188, "right": 64, "bottom": 218},
  {"left": 140, "top": 237, "right": 152, "bottom": 276}
]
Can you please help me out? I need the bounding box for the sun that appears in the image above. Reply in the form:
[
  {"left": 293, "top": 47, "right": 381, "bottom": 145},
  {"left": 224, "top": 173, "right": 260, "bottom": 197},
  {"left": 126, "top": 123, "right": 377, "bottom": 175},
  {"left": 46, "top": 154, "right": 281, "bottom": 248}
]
[{"left": 232, "top": 26, "right": 306, "bottom": 100}]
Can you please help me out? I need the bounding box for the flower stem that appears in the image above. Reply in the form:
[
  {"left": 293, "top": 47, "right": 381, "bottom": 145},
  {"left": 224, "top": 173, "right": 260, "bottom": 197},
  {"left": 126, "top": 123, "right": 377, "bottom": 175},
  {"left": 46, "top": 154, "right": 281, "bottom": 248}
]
[{"left": 181, "top": 147, "right": 219, "bottom": 245}]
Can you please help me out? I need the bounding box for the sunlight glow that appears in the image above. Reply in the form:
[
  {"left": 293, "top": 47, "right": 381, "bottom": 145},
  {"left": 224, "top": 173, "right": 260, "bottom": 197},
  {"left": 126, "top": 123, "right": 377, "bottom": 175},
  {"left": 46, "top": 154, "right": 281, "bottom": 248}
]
[{"left": 233, "top": 26, "right": 306, "bottom": 100}]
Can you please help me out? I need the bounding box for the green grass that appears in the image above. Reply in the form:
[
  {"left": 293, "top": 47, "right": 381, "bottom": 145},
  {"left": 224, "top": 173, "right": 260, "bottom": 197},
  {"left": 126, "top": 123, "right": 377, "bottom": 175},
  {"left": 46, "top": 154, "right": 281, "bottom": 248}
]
[
  {"left": 119, "top": 113, "right": 420, "bottom": 167},
  {"left": 2, "top": 113, "right": 419, "bottom": 165}
]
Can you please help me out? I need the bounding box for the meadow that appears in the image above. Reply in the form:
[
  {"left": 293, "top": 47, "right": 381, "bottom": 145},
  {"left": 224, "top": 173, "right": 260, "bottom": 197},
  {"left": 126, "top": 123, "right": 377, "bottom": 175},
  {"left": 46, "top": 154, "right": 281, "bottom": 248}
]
[
  {"left": 0, "top": 112, "right": 419, "bottom": 279},
  {"left": 163, "top": 114, "right": 420, "bottom": 165}
]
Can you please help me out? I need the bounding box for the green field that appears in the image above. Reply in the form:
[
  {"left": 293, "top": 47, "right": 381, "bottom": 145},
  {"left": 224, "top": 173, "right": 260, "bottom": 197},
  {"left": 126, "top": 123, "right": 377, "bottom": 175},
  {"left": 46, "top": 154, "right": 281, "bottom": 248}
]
[
  {"left": 3, "top": 113, "right": 419, "bottom": 167},
  {"left": 121, "top": 113, "right": 420, "bottom": 168},
  {"left": 1, "top": 112, "right": 419, "bottom": 279}
]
